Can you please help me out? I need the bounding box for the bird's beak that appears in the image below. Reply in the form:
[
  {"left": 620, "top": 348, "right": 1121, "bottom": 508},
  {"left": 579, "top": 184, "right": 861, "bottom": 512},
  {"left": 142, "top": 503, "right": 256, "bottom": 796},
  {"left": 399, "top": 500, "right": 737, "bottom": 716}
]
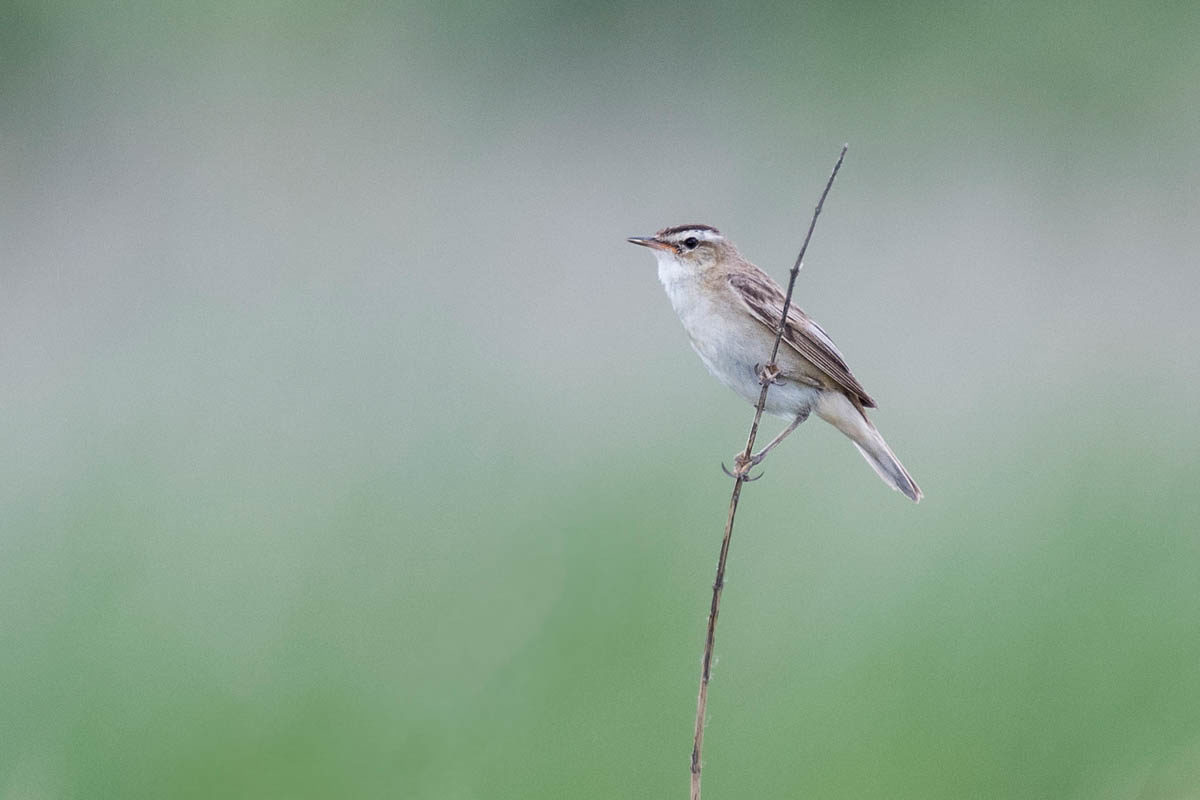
[{"left": 627, "top": 236, "right": 673, "bottom": 252}]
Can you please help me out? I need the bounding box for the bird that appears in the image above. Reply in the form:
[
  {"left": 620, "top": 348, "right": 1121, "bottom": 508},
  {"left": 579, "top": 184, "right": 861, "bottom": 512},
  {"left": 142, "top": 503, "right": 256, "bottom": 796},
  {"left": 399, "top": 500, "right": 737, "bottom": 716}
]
[{"left": 628, "top": 224, "right": 921, "bottom": 502}]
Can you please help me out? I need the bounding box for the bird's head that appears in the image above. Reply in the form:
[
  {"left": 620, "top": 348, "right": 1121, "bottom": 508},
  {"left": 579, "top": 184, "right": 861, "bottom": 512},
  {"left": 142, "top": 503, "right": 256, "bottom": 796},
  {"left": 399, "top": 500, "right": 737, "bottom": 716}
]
[{"left": 627, "top": 224, "right": 731, "bottom": 276}]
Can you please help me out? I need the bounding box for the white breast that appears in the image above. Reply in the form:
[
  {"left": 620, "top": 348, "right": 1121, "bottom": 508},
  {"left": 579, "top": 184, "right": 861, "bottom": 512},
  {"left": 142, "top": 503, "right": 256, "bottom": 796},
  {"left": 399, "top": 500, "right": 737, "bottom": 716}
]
[{"left": 655, "top": 251, "right": 819, "bottom": 419}]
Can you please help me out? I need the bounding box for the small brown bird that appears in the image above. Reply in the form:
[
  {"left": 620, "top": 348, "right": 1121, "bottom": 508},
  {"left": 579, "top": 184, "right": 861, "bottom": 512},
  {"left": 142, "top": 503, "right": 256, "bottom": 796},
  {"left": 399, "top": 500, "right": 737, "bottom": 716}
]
[{"left": 629, "top": 224, "right": 921, "bottom": 502}]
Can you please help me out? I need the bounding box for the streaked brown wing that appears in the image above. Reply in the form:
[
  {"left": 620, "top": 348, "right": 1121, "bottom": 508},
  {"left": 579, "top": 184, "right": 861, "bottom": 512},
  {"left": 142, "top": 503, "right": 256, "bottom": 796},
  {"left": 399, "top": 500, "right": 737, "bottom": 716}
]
[{"left": 728, "top": 271, "right": 876, "bottom": 408}]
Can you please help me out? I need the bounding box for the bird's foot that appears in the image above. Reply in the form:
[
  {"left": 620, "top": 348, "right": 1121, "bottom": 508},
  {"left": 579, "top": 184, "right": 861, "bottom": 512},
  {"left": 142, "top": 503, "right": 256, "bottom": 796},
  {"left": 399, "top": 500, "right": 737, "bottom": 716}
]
[
  {"left": 721, "top": 453, "right": 765, "bottom": 482},
  {"left": 755, "top": 362, "right": 783, "bottom": 386}
]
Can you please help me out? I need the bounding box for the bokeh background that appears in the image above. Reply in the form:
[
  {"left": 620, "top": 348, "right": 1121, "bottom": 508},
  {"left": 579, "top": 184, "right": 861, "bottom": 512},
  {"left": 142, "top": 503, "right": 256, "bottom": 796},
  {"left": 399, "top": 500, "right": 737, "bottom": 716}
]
[{"left": 3, "top": 1, "right": 1200, "bottom": 797}]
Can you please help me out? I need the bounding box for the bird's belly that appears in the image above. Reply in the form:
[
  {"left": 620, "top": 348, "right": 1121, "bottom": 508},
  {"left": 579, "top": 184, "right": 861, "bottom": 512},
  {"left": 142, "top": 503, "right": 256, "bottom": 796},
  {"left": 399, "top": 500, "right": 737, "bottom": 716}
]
[
  {"left": 687, "top": 327, "right": 820, "bottom": 420},
  {"left": 665, "top": 277, "right": 819, "bottom": 420}
]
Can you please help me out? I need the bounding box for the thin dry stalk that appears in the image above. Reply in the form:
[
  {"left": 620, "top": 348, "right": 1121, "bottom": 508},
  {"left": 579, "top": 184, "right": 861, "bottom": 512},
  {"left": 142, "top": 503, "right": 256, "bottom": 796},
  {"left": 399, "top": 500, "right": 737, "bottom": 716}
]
[{"left": 689, "top": 145, "right": 848, "bottom": 800}]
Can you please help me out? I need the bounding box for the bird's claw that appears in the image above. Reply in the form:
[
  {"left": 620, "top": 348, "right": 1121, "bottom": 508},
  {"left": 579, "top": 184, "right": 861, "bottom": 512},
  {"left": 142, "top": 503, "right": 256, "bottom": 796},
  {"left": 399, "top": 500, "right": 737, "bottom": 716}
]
[
  {"left": 755, "top": 362, "right": 783, "bottom": 386},
  {"left": 721, "top": 456, "right": 765, "bottom": 482}
]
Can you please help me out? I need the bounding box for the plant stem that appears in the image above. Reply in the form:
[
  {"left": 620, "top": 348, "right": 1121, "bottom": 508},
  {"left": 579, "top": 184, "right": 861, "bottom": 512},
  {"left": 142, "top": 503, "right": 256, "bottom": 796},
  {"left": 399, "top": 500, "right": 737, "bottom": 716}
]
[{"left": 689, "top": 144, "right": 848, "bottom": 800}]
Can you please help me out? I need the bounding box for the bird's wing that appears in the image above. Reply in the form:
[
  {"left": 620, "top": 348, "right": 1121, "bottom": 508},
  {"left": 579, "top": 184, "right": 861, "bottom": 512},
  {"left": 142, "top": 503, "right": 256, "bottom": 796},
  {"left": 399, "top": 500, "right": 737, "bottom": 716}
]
[{"left": 727, "top": 270, "right": 876, "bottom": 409}]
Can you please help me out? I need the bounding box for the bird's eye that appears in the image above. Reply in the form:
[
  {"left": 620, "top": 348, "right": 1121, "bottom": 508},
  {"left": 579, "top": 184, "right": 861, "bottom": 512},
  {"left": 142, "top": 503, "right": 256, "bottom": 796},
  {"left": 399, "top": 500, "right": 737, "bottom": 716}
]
[{"left": 683, "top": 237, "right": 699, "bottom": 250}]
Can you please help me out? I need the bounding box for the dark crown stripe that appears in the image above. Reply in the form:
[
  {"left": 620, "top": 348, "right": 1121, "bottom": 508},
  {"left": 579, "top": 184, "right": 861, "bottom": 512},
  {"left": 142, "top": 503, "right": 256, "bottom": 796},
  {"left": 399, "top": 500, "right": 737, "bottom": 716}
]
[{"left": 657, "top": 224, "right": 720, "bottom": 237}]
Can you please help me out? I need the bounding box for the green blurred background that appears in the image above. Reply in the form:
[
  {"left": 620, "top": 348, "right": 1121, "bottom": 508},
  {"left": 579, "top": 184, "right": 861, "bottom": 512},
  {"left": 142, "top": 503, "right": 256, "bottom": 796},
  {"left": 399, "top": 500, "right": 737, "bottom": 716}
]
[{"left": 3, "top": 1, "right": 1199, "bottom": 797}]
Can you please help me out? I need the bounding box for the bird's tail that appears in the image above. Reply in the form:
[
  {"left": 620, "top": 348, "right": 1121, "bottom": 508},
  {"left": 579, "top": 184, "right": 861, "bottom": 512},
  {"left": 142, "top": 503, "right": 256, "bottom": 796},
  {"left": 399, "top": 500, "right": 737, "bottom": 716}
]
[{"left": 816, "top": 392, "right": 923, "bottom": 503}]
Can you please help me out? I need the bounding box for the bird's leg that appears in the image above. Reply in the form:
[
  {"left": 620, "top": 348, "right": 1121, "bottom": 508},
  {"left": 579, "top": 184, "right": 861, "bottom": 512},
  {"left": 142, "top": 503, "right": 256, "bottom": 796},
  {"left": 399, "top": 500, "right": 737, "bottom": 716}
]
[
  {"left": 723, "top": 370, "right": 818, "bottom": 480},
  {"left": 737, "top": 409, "right": 811, "bottom": 471},
  {"left": 724, "top": 410, "right": 809, "bottom": 480}
]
